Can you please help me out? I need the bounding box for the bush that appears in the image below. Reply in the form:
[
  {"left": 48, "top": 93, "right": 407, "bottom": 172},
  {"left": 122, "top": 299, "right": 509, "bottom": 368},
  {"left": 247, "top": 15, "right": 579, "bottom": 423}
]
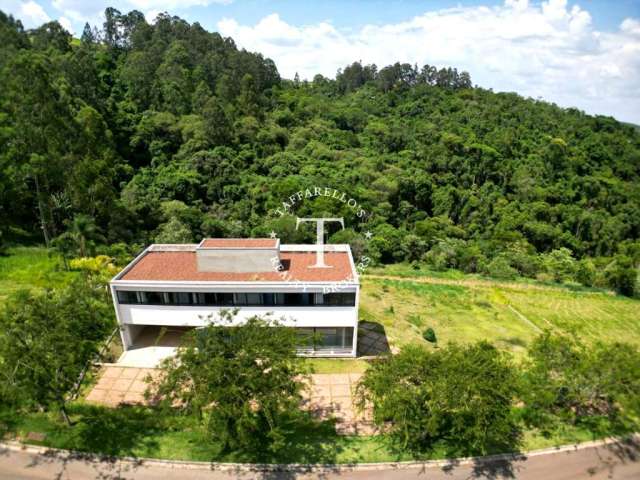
[
  {"left": 575, "top": 259, "right": 596, "bottom": 287},
  {"left": 485, "top": 255, "right": 518, "bottom": 280},
  {"left": 422, "top": 327, "right": 437, "bottom": 344},
  {"left": 541, "top": 248, "right": 576, "bottom": 283},
  {"left": 356, "top": 342, "right": 520, "bottom": 455},
  {"left": 605, "top": 255, "right": 637, "bottom": 297}
]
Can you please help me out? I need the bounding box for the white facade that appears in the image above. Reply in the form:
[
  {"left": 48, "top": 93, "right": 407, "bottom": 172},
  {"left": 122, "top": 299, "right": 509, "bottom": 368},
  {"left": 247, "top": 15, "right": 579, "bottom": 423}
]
[{"left": 109, "top": 242, "right": 360, "bottom": 365}]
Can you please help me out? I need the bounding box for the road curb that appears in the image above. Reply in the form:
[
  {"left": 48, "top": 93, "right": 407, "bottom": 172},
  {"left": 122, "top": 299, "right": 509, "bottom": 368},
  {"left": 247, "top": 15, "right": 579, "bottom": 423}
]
[{"left": 1, "top": 434, "right": 637, "bottom": 472}]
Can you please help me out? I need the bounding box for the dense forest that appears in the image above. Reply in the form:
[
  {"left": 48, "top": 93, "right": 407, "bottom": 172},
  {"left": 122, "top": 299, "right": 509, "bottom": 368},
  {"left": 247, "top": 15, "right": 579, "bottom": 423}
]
[{"left": 1, "top": 8, "right": 639, "bottom": 293}]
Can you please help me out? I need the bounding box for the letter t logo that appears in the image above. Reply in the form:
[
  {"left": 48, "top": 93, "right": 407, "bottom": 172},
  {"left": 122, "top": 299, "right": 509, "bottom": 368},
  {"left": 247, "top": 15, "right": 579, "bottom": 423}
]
[{"left": 296, "top": 217, "right": 344, "bottom": 268}]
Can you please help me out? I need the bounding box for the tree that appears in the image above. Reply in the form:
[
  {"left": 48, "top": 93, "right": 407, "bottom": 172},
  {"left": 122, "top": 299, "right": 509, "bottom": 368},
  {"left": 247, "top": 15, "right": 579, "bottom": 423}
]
[
  {"left": 202, "top": 96, "right": 231, "bottom": 146},
  {"left": 150, "top": 311, "right": 309, "bottom": 453},
  {"left": 605, "top": 255, "right": 637, "bottom": 297},
  {"left": 68, "top": 214, "right": 102, "bottom": 257},
  {"left": 520, "top": 332, "right": 640, "bottom": 431},
  {"left": 542, "top": 247, "right": 576, "bottom": 283},
  {"left": 154, "top": 200, "right": 194, "bottom": 243},
  {"left": 0, "top": 280, "right": 113, "bottom": 424},
  {"left": 356, "top": 342, "right": 519, "bottom": 455}
]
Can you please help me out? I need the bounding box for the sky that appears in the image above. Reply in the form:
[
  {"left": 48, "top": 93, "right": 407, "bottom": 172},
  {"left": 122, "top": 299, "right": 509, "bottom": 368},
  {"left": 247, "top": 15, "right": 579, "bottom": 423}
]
[{"left": 2, "top": 0, "right": 640, "bottom": 123}]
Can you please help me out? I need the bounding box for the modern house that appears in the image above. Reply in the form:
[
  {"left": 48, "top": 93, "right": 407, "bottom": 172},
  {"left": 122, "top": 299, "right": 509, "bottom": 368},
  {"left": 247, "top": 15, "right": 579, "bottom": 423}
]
[{"left": 109, "top": 238, "right": 359, "bottom": 366}]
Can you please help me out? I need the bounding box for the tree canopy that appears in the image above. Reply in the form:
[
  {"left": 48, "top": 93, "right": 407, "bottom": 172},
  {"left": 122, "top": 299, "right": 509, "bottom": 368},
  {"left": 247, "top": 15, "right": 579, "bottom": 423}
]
[
  {"left": 0, "top": 8, "right": 638, "bottom": 293},
  {"left": 150, "top": 311, "right": 308, "bottom": 453}
]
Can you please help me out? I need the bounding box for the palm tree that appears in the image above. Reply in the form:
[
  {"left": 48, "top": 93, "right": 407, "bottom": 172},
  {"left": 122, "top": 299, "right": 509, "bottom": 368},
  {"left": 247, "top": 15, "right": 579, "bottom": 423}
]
[{"left": 69, "top": 214, "right": 98, "bottom": 257}]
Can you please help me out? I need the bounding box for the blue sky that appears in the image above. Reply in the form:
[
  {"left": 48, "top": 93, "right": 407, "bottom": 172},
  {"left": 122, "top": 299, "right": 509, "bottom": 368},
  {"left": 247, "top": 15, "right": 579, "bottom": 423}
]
[{"left": 2, "top": 0, "right": 640, "bottom": 123}]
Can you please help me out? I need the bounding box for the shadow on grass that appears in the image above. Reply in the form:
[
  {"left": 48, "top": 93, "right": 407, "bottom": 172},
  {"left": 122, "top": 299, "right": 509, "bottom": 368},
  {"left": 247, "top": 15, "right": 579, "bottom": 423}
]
[
  {"left": 224, "top": 412, "right": 343, "bottom": 463},
  {"left": 58, "top": 403, "right": 163, "bottom": 457}
]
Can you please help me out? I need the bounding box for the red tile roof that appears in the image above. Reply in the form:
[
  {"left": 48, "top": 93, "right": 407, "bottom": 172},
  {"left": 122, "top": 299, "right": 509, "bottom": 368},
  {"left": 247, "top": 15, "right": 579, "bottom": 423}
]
[
  {"left": 120, "top": 251, "right": 355, "bottom": 283},
  {"left": 200, "top": 238, "right": 277, "bottom": 248}
]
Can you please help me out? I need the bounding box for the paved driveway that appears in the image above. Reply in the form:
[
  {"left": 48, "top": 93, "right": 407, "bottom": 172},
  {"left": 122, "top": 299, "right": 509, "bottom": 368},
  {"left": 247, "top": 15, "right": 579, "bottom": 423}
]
[{"left": 86, "top": 367, "right": 375, "bottom": 434}]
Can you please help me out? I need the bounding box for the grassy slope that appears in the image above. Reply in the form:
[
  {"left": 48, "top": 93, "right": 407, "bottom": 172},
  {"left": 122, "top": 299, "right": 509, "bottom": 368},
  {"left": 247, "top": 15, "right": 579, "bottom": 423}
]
[
  {"left": 0, "top": 247, "right": 76, "bottom": 305},
  {"left": 362, "top": 265, "right": 640, "bottom": 358}
]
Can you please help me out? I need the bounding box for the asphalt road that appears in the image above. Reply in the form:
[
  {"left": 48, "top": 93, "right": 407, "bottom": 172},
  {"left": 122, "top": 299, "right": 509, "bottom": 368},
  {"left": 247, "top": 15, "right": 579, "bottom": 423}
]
[{"left": 1, "top": 438, "right": 639, "bottom": 480}]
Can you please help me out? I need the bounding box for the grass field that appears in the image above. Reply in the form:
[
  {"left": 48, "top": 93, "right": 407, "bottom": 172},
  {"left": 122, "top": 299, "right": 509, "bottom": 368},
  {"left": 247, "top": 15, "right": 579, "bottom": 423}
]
[
  {"left": 0, "top": 247, "right": 77, "bottom": 305},
  {"left": 361, "top": 265, "right": 640, "bottom": 358}
]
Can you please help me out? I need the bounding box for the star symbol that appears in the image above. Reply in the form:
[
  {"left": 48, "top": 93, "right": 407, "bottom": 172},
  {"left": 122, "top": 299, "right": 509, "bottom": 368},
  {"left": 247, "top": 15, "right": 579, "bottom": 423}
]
[
  {"left": 364, "top": 230, "right": 373, "bottom": 240},
  {"left": 269, "top": 230, "right": 278, "bottom": 239}
]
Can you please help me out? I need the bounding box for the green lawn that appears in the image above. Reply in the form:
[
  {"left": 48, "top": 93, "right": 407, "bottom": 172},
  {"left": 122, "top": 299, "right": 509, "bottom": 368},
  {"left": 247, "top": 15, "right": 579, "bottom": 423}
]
[
  {"left": 360, "top": 272, "right": 640, "bottom": 358},
  {"left": 0, "top": 247, "right": 76, "bottom": 305},
  {"left": 1, "top": 403, "right": 616, "bottom": 464}
]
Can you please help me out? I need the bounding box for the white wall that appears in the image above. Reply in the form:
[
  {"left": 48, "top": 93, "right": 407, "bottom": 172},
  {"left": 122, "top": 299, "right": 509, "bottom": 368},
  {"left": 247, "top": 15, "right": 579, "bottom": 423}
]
[{"left": 116, "top": 304, "right": 358, "bottom": 329}]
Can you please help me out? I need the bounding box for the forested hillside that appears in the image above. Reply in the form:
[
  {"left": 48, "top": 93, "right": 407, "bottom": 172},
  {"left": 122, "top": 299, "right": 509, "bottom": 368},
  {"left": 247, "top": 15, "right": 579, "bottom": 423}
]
[{"left": 1, "top": 9, "right": 639, "bottom": 293}]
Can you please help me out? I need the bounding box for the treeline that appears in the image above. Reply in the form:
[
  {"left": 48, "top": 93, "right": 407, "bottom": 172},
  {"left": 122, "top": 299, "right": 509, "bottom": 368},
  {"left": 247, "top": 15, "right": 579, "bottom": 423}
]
[
  {"left": 334, "top": 61, "right": 472, "bottom": 93},
  {"left": 0, "top": 9, "right": 639, "bottom": 295}
]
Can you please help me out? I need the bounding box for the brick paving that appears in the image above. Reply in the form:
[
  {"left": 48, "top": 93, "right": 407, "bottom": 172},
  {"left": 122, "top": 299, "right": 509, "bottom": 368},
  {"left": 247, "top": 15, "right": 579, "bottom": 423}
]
[
  {"left": 85, "top": 366, "right": 162, "bottom": 407},
  {"left": 86, "top": 366, "right": 376, "bottom": 435},
  {"left": 301, "top": 373, "right": 376, "bottom": 435}
]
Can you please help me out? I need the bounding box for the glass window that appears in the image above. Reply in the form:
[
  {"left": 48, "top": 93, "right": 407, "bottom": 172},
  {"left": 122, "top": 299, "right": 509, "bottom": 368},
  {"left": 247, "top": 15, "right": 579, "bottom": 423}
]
[
  {"left": 295, "top": 327, "right": 354, "bottom": 351},
  {"left": 296, "top": 328, "right": 315, "bottom": 348},
  {"left": 262, "top": 293, "right": 275, "bottom": 306},
  {"left": 167, "top": 292, "right": 191, "bottom": 305},
  {"left": 217, "top": 293, "right": 234, "bottom": 306},
  {"left": 139, "top": 291, "right": 163, "bottom": 305},
  {"left": 116, "top": 291, "right": 354, "bottom": 307},
  {"left": 324, "top": 292, "right": 356, "bottom": 306},
  {"left": 116, "top": 291, "right": 138, "bottom": 304},
  {"left": 203, "top": 293, "right": 216, "bottom": 305},
  {"left": 283, "top": 293, "right": 315, "bottom": 306},
  {"left": 246, "top": 293, "right": 261, "bottom": 305}
]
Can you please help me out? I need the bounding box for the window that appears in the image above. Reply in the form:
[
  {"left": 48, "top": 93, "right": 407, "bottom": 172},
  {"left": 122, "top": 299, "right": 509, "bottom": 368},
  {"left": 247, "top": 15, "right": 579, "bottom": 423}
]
[
  {"left": 324, "top": 292, "right": 356, "bottom": 306},
  {"left": 167, "top": 292, "right": 192, "bottom": 305},
  {"left": 140, "top": 291, "right": 164, "bottom": 305},
  {"left": 283, "top": 293, "right": 314, "bottom": 306},
  {"left": 262, "top": 293, "right": 276, "bottom": 306},
  {"left": 217, "top": 293, "right": 234, "bottom": 305},
  {"left": 117, "top": 291, "right": 138, "bottom": 304},
  {"left": 246, "top": 293, "right": 261, "bottom": 305},
  {"left": 295, "top": 327, "right": 354, "bottom": 351},
  {"left": 117, "top": 291, "right": 356, "bottom": 307}
]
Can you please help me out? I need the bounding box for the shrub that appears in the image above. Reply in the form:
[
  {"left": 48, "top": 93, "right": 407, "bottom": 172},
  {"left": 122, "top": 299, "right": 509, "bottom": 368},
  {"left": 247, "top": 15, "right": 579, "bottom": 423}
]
[
  {"left": 605, "top": 255, "right": 637, "bottom": 297},
  {"left": 422, "top": 327, "right": 437, "bottom": 344},
  {"left": 575, "top": 259, "right": 596, "bottom": 287},
  {"left": 541, "top": 248, "right": 576, "bottom": 283},
  {"left": 485, "top": 255, "right": 518, "bottom": 280}
]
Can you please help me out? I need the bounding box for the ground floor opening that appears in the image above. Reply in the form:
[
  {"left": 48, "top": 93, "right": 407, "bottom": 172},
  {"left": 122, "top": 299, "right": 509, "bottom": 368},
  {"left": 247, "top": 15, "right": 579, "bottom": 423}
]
[{"left": 118, "top": 324, "right": 357, "bottom": 367}]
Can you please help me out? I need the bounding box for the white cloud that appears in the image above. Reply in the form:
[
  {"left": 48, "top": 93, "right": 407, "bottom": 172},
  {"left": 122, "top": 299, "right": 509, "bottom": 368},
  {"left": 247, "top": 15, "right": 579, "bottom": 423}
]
[
  {"left": 128, "top": 0, "right": 232, "bottom": 9},
  {"left": 19, "top": 1, "right": 50, "bottom": 26},
  {"left": 58, "top": 15, "right": 73, "bottom": 33},
  {"left": 218, "top": 1, "right": 640, "bottom": 123}
]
